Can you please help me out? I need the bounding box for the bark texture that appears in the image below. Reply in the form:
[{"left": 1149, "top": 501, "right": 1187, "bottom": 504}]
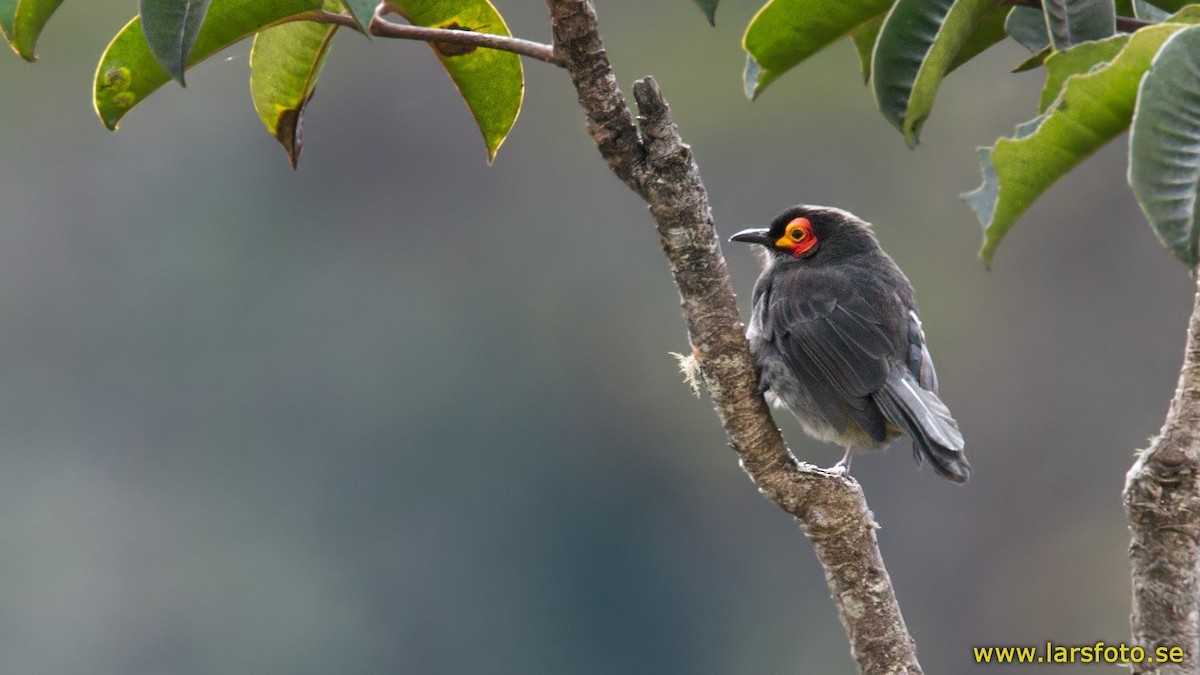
[
  {"left": 1125, "top": 275, "right": 1200, "bottom": 675},
  {"left": 547, "top": 2, "right": 923, "bottom": 672}
]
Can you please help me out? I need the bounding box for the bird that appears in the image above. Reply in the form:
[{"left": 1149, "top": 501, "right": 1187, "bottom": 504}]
[{"left": 730, "top": 205, "right": 969, "bottom": 483}]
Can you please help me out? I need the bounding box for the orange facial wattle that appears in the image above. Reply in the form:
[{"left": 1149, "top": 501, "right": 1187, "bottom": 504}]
[{"left": 775, "top": 217, "right": 817, "bottom": 257}]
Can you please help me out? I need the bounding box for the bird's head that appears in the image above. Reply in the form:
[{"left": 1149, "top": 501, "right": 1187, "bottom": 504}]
[{"left": 729, "top": 205, "right": 879, "bottom": 263}]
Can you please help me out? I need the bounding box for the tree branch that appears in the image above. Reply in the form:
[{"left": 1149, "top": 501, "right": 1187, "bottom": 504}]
[
  {"left": 1124, "top": 274, "right": 1200, "bottom": 675},
  {"left": 546, "top": 2, "right": 646, "bottom": 187},
  {"left": 299, "top": 0, "right": 1154, "bottom": 70},
  {"left": 299, "top": 8, "right": 562, "bottom": 66},
  {"left": 547, "top": 1, "right": 923, "bottom": 672}
]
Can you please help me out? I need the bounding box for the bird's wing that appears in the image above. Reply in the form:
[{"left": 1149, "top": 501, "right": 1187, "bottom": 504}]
[
  {"left": 906, "top": 309, "right": 940, "bottom": 394},
  {"left": 767, "top": 274, "right": 894, "bottom": 441},
  {"left": 892, "top": 310, "right": 968, "bottom": 482}
]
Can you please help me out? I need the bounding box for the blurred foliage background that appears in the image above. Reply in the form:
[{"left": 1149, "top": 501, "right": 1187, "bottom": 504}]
[{"left": 0, "top": 1, "right": 1189, "bottom": 672}]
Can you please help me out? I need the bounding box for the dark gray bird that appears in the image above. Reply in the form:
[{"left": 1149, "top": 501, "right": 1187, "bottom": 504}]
[{"left": 730, "top": 205, "right": 969, "bottom": 483}]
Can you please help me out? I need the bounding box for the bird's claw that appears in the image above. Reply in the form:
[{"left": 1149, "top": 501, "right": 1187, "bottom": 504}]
[{"left": 830, "top": 449, "right": 853, "bottom": 477}]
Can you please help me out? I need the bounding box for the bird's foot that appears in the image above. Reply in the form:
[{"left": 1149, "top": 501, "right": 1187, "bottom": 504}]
[{"left": 830, "top": 449, "right": 854, "bottom": 477}]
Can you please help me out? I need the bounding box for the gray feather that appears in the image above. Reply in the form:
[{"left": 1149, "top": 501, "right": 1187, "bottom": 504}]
[{"left": 876, "top": 370, "right": 969, "bottom": 483}]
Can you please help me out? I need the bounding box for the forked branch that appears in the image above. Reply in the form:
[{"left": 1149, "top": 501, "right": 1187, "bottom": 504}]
[
  {"left": 546, "top": 1, "right": 923, "bottom": 672},
  {"left": 318, "top": 0, "right": 930, "bottom": 669}
]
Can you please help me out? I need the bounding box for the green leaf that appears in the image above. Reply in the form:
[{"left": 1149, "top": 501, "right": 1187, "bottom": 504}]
[
  {"left": 0, "top": 0, "right": 15, "bottom": 45},
  {"left": 139, "top": 0, "right": 212, "bottom": 85},
  {"left": 1038, "top": 4, "right": 1200, "bottom": 95},
  {"left": 1142, "top": 0, "right": 1194, "bottom": 12},
  {"left": 1133, "top": 0, "right": 1171, "bottom": 21},
  {"left": 851, "top": 15, "right": 884, "bottom": 84},
  {"left": 693, "top": 0, "right": 718, "bottom": 25},
  {"left": 250, "top": 17, "right": 337, "bottom": 168},
  {"left": 390, "top": 0, "right": 523, "bottom": 162},
  {"left": 1006, "top": 5, "right": 1050, "bottom": 52},
  {"left": 964, "top": 21, "right": 1195, "bottom": 265},
  {"left": 1038, "top": 33, "right": 1127, "bottom": 111},
  {"left": 93, "top": 0, "right": 322, "bottom": 130},
  {"left": 1038, "top": 7, "right": 1199, "bottom": 109},
  {"left": 1041, "top": 0, "right": 1116, "bottom": 50},
  {"left": 0, "top": 0, "right": 63, "bottom": 61},
  {"left": 873, "top": 0, "right": 1003, "bottom": 146},
  {"left": 1129, "top": 25, "right": 1200, "bottom": 267},
  {"left": 1012, "top": 46, "right": 1052, "bottom": 71},
  {"left": 948, "top": 5, "right": 1009, "bottom": 70},
  {"left": 742, "top": 0, "right": 894, "bottom": 99},
  {"left": 341, "top": 0, "right": 375, "bottom": 33}
]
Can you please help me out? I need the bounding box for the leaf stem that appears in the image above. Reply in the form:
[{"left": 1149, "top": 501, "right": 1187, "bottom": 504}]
[{"left": 1117, "top": 16, "right": 1153, "bottom": 32}]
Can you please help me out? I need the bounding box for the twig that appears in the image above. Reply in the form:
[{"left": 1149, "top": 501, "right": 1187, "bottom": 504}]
[
  {"left": 1117, "top": 16, "right": 1153, "bottom": 32},
  {"left": 1124, "top": 274, "right": 1200, "bottom": 675},
  {"left": 296, "top": 9, "right": 562, "bottom": 66},
  {"left": 546, "top": 1, "right": 924, "bottom": 672}
]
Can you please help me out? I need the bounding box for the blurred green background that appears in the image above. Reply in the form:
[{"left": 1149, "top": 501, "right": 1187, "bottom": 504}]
[{"left": 0, "top": 1, "right": 1189, "bottom": 673}]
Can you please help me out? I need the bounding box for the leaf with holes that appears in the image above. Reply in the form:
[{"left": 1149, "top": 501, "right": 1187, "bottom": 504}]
[
  {"left": 250, "top": 14, "right": 338, "bottom": 168},
  {"left": 94, "top": 0, "right": 322, "bottom": 130},
  {"left": 389, "top": 0, "right": 523, "bottom": 162},
  {"left": 1041, "top": 0, "right": 1115, "bottom": 50},
  {"left": 0, "top": 0, "right": 63, "bottom": 61},
  {"left": 873, "top": 0, "right": 1004, "bottom": 146},
  {"left": 139, "top": 0, "right": 213, "bottom": 85},
  {"left": 964, "top": 21, "right": 1195, "bottom": 265},
  {"left": 1129, "top": 25, "right": 1200, "bottom": 267},
  {"left": 742, "top": 0, "right": 894, "bottom": 99}
]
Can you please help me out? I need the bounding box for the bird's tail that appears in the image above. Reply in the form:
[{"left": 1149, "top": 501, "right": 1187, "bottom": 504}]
[{"left": 876, "top": 373, "right": 970, "bottom": 484}]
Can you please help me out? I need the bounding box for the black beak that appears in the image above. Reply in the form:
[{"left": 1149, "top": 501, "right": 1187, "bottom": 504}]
[{"left": 729, "top": 227, "right": 773, "bottom": 246}]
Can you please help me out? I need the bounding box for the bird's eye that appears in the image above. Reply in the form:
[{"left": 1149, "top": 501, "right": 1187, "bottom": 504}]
[{"left": 790, "top": 228, "right": 805, "bottom": 240}]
